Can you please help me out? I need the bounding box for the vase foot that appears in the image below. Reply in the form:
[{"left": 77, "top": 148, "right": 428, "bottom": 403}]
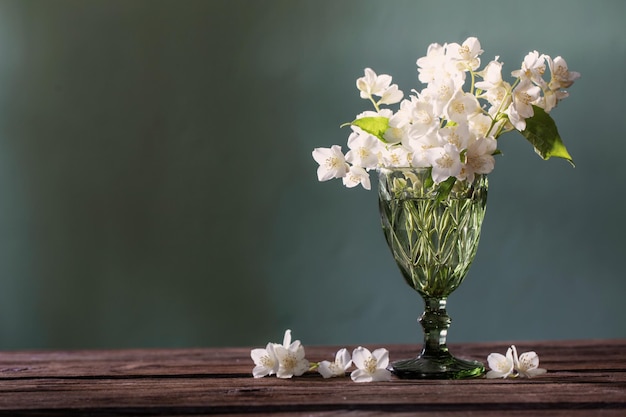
[{"left": 390, "top": 351, "right": 485, "bottom": 379}]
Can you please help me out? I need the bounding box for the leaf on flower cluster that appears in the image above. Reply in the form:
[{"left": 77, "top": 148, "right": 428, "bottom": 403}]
[
  {"left": 435, "top": 176, "right": 457, "bottom": 203},
  {"left": 422, "top": 171, "right": 456, "bottom": 203},
  {"left": 350, "top": 117, "right": 389, "bottom": 142},
  {"left": 520, "top": 106, "right": 574, "bottom": 166}
]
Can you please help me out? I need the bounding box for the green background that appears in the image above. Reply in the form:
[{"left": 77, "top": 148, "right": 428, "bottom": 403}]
[{"left": 0, "top": 0, "right": 624, "bottom": 350}]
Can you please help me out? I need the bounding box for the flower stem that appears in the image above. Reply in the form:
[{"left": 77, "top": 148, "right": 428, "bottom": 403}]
[{"left": 368, "top": 94, "right": 380, "bottom": 112}]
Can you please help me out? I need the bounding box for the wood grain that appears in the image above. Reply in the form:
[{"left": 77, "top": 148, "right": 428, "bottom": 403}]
[{"left": 0, "top": 339, "right": 624, "bottom": 416}]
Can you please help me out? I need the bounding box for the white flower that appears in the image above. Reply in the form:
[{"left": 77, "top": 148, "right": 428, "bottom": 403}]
[
  {"left": 345, "top": 131, "right": 383, "bottom": 169},
  {"left": 506, "top": 79, "right": 541, "bottom": 130},
  {"left": 483, "top": 82, "right": 512, "bottom": 111},
  {"left": 380, "top": 145, "right": 412, "bottom": 168},
  {"left": 475, "top": 58, "right": 504, "bottom": 91},
  {"left": 357, "top": 68, "right": 390, "bottom": 98},
  {"left": 383, "top": 124, "right": 406, "bottom": 145},
  {"left": 547, "top": 56, "right": 580, "bottom": 90},
  {"left": 406, "top": 98, "right": 439, "bottom": 139},
  {"left": 486, "top": 346, "right": 515, "bottom": 379},
  {"left": 511, "top": 79, "right": 541, "bottom": 119},
  {"left": 536, "top": 55, "right": 580, "bottom": 113},
  {"left": 379, "top": 83, "right": 404, "bottom": 105},
  {"left": 274, "top": 344, "right": 309, "bottom": 378},
  {"left": 392, "top": 96, "right": 438, "bottom": 141},
  {"left": 312, "top": 145, "right": 349, "bottom": 181},
  {"left": 512, "top": 50, "right": 547, "bottom": 87},
  {"left": 342, "top": 166, "right": 371, "bottom": 190},
  {"left": 505, "top": 102, "right": 526, "bottom": 132},
  {"left": 460, "top": 136, "right": 497, "bottom": 182},
  {"left": 409, "top": 132, "right": 440, "bottom": 168},
  {"left": 447, "top": 36, "right": 483, "bottom": 71},
  {"left": 422, "top": 77, "right": 460, "bottom": 117},
  {"left": 512, "top": 345, "right": 547, "bottom": 378},
  {"left": 444, "top": 91, "right": 481, "bottom": 124},
  {"left": 416, "top": 42, "right": 447, "bottom": 84},
  {"left": 388, "top": 99, "right": 415, "bottom": 129},
  {"left": 468, "top": 113, "right": 493, "bottom": 138},
  {"left": 486, "top": 345, "right": 547, "bottom": 379},
  {"left": 356, "top": 68, "right": 402, "bottom": 104},
  {"left": 438, "top": 123, "right": 470, "bottom": 150},
  {"left": 318, "top": 348, "right": 352, "bottom": 378},
  {"left": 251, "top": 342, "right": 279, "bottom": 378},
  {"left": 475, "top": 58, "right": 513, "bottom": 111},
  {"left": 425, "top": 143, "right": 462, "bottom": 183},
  {"left": 250, "top": 329, "right": 310, "bottom": 379},
  {"left": 273, "top": 329, "right": 310, "bottom": 379},
  {"left": 350, "top": 346, "right": 392, "bottom": 382}
]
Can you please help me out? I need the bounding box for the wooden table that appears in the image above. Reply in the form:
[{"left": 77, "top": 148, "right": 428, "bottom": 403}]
[{"left": 0, "top": 339, "right": 624, "bottom": 416}]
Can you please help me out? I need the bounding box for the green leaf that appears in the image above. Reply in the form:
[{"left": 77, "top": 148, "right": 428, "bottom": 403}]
[
  {"left": 349, "top": 117, "right": 389, "bottom": 142},
  {"left": 435, "top": 176, "right": 457, "bottom": 204},
  {"left": 520, "top": 105, "right": 575, "bottom": 166},
  {"left": 423, "top": 172, "right": 434, "bottom": 190}
]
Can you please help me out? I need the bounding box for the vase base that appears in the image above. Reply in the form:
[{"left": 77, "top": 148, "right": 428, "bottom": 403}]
[{"left": 390, "top": 352, "right": 485, "bottom": 379}]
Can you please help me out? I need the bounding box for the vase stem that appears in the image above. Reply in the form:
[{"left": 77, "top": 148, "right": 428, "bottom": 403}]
[
  {"left": 420, "top": 297, "right": 451, "bottom": 357},
  {"left": 389, "top": 295, "right": 484, "bottom": 379}
]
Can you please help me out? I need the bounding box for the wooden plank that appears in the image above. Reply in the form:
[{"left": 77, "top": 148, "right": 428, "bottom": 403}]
[
  {"left": 0, "top": 340, "right": 623, "bottom": 416},
  {"left": 0, "top": 376, "right": 625, "bottom": 415}
]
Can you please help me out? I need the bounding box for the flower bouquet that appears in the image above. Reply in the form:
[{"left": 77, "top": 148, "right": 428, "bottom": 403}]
[{"left": 313, "top": 36, "right": 579, "bottom": 190}]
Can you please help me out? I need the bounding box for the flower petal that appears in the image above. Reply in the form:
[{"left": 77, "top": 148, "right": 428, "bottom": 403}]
[
  {"left": 371, "top": 368, "right": 392, "bottom": 382},
  {"left": 485, "top": 369, "right": 508, "bottom": 379},
  {"left": 487, "top": 352, "right": 506, "bottom": 370},
  {"left": 524, "top": 367, "right": 547, "bottom": 377},
  {"left": 351, "top": 346, "right": 370, "bottom": 369},
  {"left": 335, "top": 348, "right": 352, "bottom": 370},
  {"left": 486, "top": 349, "right": 514, "bottom": 378},
  {"left": 517, "top": 351, "right": 540, "bottom": 371},
  {"left": 317, "top": 360, "right": 335, "bottom": 379},
  {"left": 350, "top": 368, "right": 372, "bottom": 383},
  {"left": 250, "top": 348, "right": 268, "bottom": 363},
  {"left": 282, "top": 329, "right": 292, "bottom": 347},
  {"left": 371, "top": 348, "right": 390, "bottom": 369},
  {"left": 252, "top": 364, "right": 271, "bottom": 378}
]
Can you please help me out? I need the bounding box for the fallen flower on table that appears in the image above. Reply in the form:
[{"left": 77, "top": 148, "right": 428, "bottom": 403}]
[
  {"left": 250, "top": 342, "right": 278, "bottom": 378},
  {"left": 250, "top": 329, "right": 309, "bottom": 379},
  {"left": 251, "top": 330, "right": 392, "bottom": 382},
  {"left": 486, "top": 345, "right": 546, "bottom": 379},
  {"left": 485, "top": 346, "right": 515, "bottom": 379},
  {"left": 350, "top": 346, "right": 392, "bottom": 383},
  {"left": 274, "top": 330, "right": 309, "bottom": 379},
  {"left": 318, "top": 347, "right": 352, "bottom": 379},
  {"left": 511, "top": 345, "right": 547, "bottom": 378}
]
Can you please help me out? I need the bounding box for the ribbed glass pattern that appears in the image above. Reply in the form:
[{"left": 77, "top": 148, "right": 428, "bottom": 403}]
[{"left": 379, "top": 168, "right": 488, "bottom": 298}]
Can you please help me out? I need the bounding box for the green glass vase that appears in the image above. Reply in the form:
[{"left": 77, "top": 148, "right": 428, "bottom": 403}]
[{"left": 378, "top": 167, "right": 488, "bottom": 379}]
